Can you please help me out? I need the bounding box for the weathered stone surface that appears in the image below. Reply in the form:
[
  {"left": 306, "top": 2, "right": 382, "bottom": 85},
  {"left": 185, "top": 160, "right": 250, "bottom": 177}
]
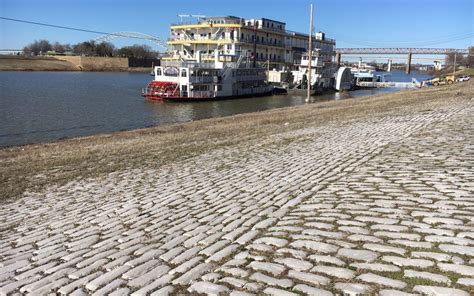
[
  {"left": 413, "top": 285, "right": 470, "bottom": 296},
  {"left": 188, "top": 281, "right": 229, "bottom": 295},
  {"left": 311, "top": 265, "right": 355, "bottom": 280},
  {"left": 439, "top": 244, "right": 474, "bottom": 256},
  {"left": 263, "top": 287, "right": 298, "bottom": 296},
  {"left": 357, "top": 273, "right": 406, "bottom": 289},
  {"left": 363, "top": 243, "right": 406, "bottom": 256},
  {"left": 457, "top": 278, "right": 474, "bottom": 287},
  {"left": 438, "top": 263, "right": 474, "bottom": 276},
  {"left": 404, "top": 270, "right": 451, "bottom": 285},
  {"left": 287, "top": 270, "right": 330, "bottom": 286},
  {"left": 293, "top": 284, "right": 333, "bottom": 296},
  {"left": 249, "top": 272, "right": 293, "bottom": 288},
  {"left": 337, "top": 248, "right": 378, "bottom": 262},
  {"left": 334, "top": 282, "right": 372, "bottom": 295},
  {"left": 411, "top": 252, "right": 451, "bottom": 262},
  {"left": 351, "top": 263, "right": 400, "bottom": 272},
  {"left": 382, "top": 256, "right": 434, "bottom": 268},
  {"left": 275, "top": 258, "right": 313, "bottom": 271},
  {"left": 248, "top": 261, "right": 286, "bottom": 276},
  {"left": 379, "top": 290, "right": 417, "bottom": 296},
  {"left": 290, "top": 241, "right": 338, "bottom": 254},
  {"left": 307, "top": 255, "right": 346, "bottom": 266}
]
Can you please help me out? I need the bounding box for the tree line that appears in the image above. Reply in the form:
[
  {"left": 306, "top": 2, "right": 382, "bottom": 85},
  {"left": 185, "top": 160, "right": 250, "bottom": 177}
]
[
  {"left": 445, "top": 49, "right": 472, "bottom": 67},
  {"left": 22, "top": 39, "right": 160, "bottom": 59}
]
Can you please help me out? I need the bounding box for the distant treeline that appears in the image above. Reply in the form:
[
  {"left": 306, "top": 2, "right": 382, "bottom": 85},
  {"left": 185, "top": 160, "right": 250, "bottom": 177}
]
[
  {"left": 445, "top": 49, "right": 473, "bottom": 68},
  {"left": 22, "top": 39, "right": 159, "bottom": 59}
]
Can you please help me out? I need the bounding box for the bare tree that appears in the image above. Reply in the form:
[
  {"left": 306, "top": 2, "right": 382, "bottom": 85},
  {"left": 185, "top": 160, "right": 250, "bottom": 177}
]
[
  {"left": 52, "top": 42, "right": 65, "bottom": 53},
  {"left": 116, "top": 44, "right": 158, "bottom": 58},
  {"left": 23, "top": 40, "right": 52, "bottom": 55},
  {"left": 468, "top": 46, "right": 474, "bottom": 68},
  {"left": 73, "top": 40, "right": 97, "bottom": 56},
  {"left": 95, "top": 42, "right": 115, "bottom": 57}
]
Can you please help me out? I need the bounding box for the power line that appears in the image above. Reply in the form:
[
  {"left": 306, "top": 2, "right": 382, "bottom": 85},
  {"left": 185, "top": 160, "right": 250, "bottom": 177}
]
[{"left": 0, "top": 16, "right": 156, "bottom": 42}]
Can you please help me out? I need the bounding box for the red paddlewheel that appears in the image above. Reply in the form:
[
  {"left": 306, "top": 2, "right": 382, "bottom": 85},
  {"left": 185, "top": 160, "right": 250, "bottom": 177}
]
[{"left": 143, "top": 81, "right": 180, "bottom": 100}]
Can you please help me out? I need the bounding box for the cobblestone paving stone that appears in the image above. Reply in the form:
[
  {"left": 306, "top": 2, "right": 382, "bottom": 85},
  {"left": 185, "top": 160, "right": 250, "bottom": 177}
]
[{"left": 1, "top": 96, "right": 473, "bottom": 295}]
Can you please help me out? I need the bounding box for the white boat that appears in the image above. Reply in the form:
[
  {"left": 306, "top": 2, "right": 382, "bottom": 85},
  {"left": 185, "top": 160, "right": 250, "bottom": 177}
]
[
  {"left": 288, "top": 49, "right": 339, "bottom": 94},
  {"left": 351, "top": 62, "right": 392, "bottom": 86},
  {"left": 269, "top": 51, "right": 352, "bottom": 93},
  {"left": 142, "top": 50, "right": 273, "bottom": 102}
]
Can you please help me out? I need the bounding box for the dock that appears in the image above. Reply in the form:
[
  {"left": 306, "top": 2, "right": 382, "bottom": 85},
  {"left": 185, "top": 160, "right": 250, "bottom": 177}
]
[{"left": 358, "top": 78, "right": 422, "bottom": 89}]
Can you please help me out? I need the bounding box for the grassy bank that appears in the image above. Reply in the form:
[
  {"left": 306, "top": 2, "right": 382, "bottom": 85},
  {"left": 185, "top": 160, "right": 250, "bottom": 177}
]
[
  {"left": 0, "top": 56, "right": 149, "bottom": 72},
  {"left": 0, "top": 56, "right": 79, "bottom": 71},
  {"left": 1, "top": 81, "right": 472, "bottom": 202}
]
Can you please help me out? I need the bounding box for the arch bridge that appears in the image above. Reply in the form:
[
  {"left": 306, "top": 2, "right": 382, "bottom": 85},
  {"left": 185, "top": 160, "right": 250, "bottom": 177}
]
[{"left": 94, "top": 32, "right": 168, "bottom": 50}]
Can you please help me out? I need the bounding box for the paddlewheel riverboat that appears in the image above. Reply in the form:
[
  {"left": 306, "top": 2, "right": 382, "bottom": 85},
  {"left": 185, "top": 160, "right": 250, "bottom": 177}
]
[{"left": 142, "top": 50, "right": 273, "bottom": 102}]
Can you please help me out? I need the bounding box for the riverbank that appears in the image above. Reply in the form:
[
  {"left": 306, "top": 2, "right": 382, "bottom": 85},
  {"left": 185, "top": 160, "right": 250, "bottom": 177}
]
[
  {"left": 0, "top": 81, "right": 473, "bottom": 295},
  {"left": 0, "top": 56, "right": 151, "bottom": 72},
  {"left": 1, "top": 81, "right": 471, "bottom": 202}
]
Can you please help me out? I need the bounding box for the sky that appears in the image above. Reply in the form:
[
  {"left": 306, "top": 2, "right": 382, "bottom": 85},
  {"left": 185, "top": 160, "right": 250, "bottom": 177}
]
[{"left": 1, "top": 0, "right": 473, "bottom": 53}]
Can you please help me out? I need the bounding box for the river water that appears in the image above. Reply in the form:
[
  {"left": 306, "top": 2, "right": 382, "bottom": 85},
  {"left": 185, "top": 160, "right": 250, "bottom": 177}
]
[{"left": 0, "top": 70, "right": 431, "bottom": 147}]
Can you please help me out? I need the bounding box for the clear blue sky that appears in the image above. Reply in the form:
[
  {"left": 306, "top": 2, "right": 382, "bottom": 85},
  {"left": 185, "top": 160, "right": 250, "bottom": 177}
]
[{"left": 1, "top": 0, "right": 473, "bottom": 51}]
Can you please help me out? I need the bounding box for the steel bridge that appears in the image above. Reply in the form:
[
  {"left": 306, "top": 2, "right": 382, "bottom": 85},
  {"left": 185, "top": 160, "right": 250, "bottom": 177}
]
[
  {"left": 335, "top": 48, "right": 469, "bottom": 73},
  {"left": 336, "top": 48, "right": 468, "bottom": 55},
  {"left": 94, "top": 32, "right": 167, "bottom": 50}
]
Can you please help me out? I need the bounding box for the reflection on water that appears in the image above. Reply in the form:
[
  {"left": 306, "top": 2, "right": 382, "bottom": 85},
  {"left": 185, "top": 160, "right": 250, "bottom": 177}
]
[{"left": 0, "top": 70, "right": 431, "bottom": 147}]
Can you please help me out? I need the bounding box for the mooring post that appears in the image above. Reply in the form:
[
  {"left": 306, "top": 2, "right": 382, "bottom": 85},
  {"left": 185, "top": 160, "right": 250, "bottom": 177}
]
[{"left": 406, "top": 52, "right": 412, "bottom": 74}]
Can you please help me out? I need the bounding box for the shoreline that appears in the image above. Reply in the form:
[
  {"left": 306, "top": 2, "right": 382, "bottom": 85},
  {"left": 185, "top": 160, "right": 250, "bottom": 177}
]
[
  {"left": 0, "top": 56, "right": 153, "bottom": 72},
  {"left": 0, "top": 87, "right": 405, "bottom": 150},
  {"left": 1, "top": 81, "right": 471, "bottom": 202}
]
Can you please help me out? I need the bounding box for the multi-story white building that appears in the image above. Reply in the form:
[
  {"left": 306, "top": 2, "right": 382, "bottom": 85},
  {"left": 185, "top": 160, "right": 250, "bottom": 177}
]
[{"left": 165, "top": 16, "right": 335, "bottom": 70}]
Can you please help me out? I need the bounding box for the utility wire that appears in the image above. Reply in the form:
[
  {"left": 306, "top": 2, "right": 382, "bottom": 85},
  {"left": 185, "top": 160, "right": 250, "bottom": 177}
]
[{"left": 0, "top": 16, "right": 155, "bottom": 41}]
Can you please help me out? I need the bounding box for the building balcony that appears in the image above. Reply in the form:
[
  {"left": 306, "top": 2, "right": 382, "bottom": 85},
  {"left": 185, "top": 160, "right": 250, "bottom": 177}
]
[{"left": 240, "top": 38, "right": 285, "bottom": 48}]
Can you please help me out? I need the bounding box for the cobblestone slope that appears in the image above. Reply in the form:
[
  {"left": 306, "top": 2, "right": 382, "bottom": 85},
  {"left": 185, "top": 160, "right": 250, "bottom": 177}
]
[{"left": 1, "top": 94, "right": 473, "bottom": 295}]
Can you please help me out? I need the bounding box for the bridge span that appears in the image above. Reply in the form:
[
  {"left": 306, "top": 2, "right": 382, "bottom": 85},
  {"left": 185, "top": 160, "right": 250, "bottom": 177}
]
[{"left": 335, "top": 47, "right": 469, "bottom": 73}]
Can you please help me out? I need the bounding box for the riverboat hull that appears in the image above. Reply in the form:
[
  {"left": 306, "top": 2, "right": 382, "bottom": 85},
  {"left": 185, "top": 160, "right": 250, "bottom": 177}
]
[{"left": 160, "top": 90, "right": 274, "bottom": 102}]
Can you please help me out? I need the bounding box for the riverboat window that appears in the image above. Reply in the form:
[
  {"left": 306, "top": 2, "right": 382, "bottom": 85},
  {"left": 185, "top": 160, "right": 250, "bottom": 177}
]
[
  {"left": 217, "top": 85, "right": 222, "bottom": 91},
  {"left": 164, "top": 67, "right": 178, "bottom": 77},
  {"left": 193, "top": 85, "right": 209, "bottom": 91},
  {"left": 181, "top": 69, "right": 187, "bottom": 77},
  {"left": 156, "top": 68, "right": 162, "bottom": 76}
]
